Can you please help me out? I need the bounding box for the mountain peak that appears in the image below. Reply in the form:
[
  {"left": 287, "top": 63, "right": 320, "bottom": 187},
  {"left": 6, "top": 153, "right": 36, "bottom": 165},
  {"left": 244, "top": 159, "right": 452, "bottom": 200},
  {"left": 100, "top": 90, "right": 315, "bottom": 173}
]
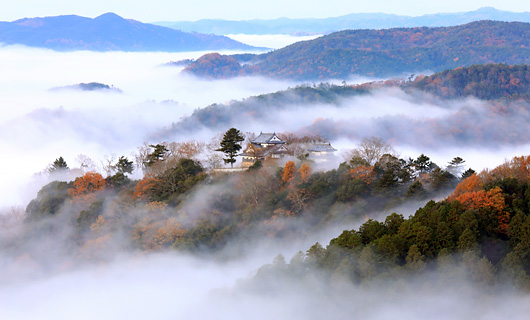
[
  {"left": 474, "top": 7, "right": 500, "bottom": 13},
  {"left": 94, "top": 12, "right": 124, "bottom": 21}
]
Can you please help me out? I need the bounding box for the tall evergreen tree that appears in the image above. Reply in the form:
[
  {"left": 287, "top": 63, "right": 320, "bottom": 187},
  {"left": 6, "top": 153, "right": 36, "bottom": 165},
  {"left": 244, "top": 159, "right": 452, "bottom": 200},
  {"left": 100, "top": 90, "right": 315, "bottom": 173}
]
[
  {"left": 146, "top": 144, "right": 169, "bottom": 167},
  {"left": 115, "top": 156, "right": 134, "bottom": 175},
  {"left": 217, "top": 128, "right": 244, "bottom": 168},
  {"left": 447, "top": 156, "right": 465, "bottom": 177},
  {"left": 48, "top": 156, "right": 69, "bottom": 173}
]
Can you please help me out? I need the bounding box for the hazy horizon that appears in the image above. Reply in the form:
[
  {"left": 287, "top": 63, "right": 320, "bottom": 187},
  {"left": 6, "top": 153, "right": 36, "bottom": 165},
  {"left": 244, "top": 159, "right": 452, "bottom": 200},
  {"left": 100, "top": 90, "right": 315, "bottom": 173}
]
[{"left": 1, "top": 3, "right": 530, "bottom": 24}]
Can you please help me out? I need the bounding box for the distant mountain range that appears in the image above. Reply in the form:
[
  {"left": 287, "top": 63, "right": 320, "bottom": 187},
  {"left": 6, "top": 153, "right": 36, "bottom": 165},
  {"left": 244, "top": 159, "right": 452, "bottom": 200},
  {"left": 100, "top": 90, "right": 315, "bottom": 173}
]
[
  {"left": 183, "top": 21, "right": 530, "bottom": 80},
  {"left": 153, "top": 7, "right": 530, "bottom": 35},
  {"left": 0, "top": 12, "right": 256, "bottom": 52}
]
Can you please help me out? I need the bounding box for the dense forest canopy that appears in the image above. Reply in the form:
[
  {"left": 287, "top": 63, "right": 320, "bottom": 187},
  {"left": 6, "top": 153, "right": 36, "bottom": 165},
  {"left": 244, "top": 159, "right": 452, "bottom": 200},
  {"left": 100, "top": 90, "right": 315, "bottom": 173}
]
[
  {"left": 408, "top": 63, "right": 530, "bottom": 100},
  {"left": 184, "top": 21, "right": 530, "bottom": 80},
  {"left": 252, "top": 155, "right": 530, "bottom": 290}
]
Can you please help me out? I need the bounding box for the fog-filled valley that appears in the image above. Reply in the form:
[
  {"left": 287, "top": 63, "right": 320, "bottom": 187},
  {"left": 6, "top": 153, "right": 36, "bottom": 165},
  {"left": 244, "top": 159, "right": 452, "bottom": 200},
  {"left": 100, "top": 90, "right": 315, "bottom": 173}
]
[
  {"left": 2, "top": 38, "right": 530, "bottom": 320},
  {"left": 0, "top": 46, "right": 297, "bottom": 207}
]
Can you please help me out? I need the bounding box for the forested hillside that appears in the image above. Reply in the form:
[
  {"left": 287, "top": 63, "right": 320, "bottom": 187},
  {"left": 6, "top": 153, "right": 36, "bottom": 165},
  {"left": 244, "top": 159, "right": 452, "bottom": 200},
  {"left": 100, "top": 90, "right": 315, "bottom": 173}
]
[
  {"left": 184, "top": 21, "right": 530, "bottom": 80},
  {"left": 251, "top": 156, "right": 530, "bottom": 289},
  {"left": 9, "top": 134, "right": 530, "bottom": 290},
  {"left": 4, "top": 137, "right": 464, "bottom": 268},
  {"left": 163, "top": 64, "right": 530, "bottom": 147},
  {"left": 158, "top": 83, "right": 370, "bottom": 138},
  {"left": 408, "top": 64, "right": 530, "bottom": 100}
]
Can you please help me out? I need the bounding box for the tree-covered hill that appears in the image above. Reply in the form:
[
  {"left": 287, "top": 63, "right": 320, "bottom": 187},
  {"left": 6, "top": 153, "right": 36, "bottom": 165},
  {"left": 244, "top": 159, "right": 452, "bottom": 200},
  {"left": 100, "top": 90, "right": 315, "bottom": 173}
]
[
  {"left": 51, "top": 82, "right": 122, "bottom": 92},
  {"left": 6, "top": 140, "right": 463, "bottom": 268},
  {"left": 156, "top": 83, "right": 370, "bottom": 138},
  {"left": 184, "top": 21, "right": 530, "bottom": 80},
  {"left": 10, "top": 140, "right": 530, "bottom": 290},
  {"left": 407, "top": 63, "right": 530, "bottom": 100},
  {"left": 253, "top": 155, "right": 530, "bottom": 290},
  {"left": 162, "top": 64, "right": 530, "bottom": 146}
]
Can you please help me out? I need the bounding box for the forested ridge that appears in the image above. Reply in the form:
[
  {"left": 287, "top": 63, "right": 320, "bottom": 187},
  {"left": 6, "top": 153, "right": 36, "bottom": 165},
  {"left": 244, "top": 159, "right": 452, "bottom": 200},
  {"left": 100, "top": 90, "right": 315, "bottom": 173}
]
[
  {"left": 251, "top": 156, "right": 530, "bottom": 290},
  {"left": 10, "top": 138, "right": 530, "bottom": 289},
  {"left": 408, "top": 63, "right": 530, "bottom": 100},
  {"left": 184, "top": 21, "right": 530, "bottom": 80},
  {"left": 8, "top": 136, "right": 465, "bottom": 264},
  {"left": 163, "top": 63, "right": 530, "bottom": 142},
  {"left": 159, "top": 82, "right": 370, "bottom": 138}
]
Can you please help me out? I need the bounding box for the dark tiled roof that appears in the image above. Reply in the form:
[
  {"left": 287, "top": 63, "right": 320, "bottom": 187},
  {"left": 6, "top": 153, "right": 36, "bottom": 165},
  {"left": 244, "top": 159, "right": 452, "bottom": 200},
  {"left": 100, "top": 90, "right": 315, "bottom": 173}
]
[
  {"left": 251, "top": 132, "right": 286, "bottom": 144},
  {"left": 308, "top": 143, "right": 337, "bottom": 152},
  {"left": 240, "top": 144, "right": 288, "bottom": 157},
  {"left": 263, "top": 144, "right": 288, "bottom": 156}
]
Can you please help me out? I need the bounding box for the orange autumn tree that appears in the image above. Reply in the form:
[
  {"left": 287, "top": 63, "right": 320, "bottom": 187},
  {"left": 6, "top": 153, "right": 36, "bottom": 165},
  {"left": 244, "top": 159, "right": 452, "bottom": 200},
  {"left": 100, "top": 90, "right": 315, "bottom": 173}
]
[
  {"left": 68, "top": 171, "right": 106, "bottom": 204},
  {"left": 489, "top": 156, "right": 530, "bottom": 182},
  {"left": 481, "top": 155, "right": 530, "bottom": 185},
  {"left": 447, "top": 173, "right": 481, "bottom": 202},
  {"left": 453, "top": 186, "right": 509, "bottom": 234},
  {"left": 448, "top": 169, "right": 511, "bottom": 234},
  {"left": 145, "top": 201, "right": 168, "bottom": 212},
  {"left": 153, "top": 218, "right": 186, "bottom": 248},
  {"left": 282, "top": 161, "right": 296, "bottom": 183},
  {"left": 300, "top": 162, "right": 312, "bottom": 182},
  {"left": 349, "top": 165, "right": 375, "bottom": 185},
  {"left": 79, "top": 216, "right": 111, "bottom": 261},
  {"left": 133, "top": 174, "right": 160, "bottom": 201},
  {"left": 444, "top": 155, "right": 530, "bottom": 234},
  {"left": 132, "top": 216, "right": 185, "bottom": 251}
]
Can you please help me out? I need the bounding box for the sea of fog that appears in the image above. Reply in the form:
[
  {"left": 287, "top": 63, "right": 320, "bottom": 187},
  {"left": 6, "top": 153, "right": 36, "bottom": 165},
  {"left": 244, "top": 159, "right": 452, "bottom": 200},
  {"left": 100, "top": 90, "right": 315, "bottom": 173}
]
[
  {"left": 1, "top": 39, "right": 530, "bottom": 320},
  {"left": 1, "top": 42, "right": 530, "bottom": 208},
  {"left": 0, "top": 45, "right": 298, "bottom": 207}
]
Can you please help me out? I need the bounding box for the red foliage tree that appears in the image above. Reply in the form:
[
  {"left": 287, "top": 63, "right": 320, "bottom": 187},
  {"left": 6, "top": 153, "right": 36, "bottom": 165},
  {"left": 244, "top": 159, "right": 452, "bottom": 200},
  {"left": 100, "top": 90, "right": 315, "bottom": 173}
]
[
  {"left": 454, "top": 186, "right": 509, "bottom": 234},
  {"left": 133, "top": 175, "right": 160, "bottom": 201},
  {"left": 349, "top": 165, "right": 375, "bottom": 185},
  {"left": 447, "top": 173, "right": 481, "bottom": 202},
  {"left": 68, "top": 172, "right": 106, "bottom": 204}
]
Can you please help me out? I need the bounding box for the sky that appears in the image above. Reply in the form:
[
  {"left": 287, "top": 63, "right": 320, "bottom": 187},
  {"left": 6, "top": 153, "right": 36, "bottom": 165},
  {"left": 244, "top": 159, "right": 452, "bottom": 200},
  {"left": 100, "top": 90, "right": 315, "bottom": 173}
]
[{"left": 1, "top": 0, "right": 530, "bottom": 22}]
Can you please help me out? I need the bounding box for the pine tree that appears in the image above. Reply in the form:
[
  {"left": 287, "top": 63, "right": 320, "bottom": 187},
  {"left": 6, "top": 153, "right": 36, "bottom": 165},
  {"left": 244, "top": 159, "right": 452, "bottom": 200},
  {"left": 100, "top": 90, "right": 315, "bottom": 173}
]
[
  {"left": 216, "top": 128, "right": 244, "bottom": 168},
  {"left": 447, "top": 156, "right": 465, "bottom": 176},
  {"left": 115, "top": 156, "right": 134, "bottom": 175},
  {"left": 48, "top": 156, "right": 69, "bottom": 173}
]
